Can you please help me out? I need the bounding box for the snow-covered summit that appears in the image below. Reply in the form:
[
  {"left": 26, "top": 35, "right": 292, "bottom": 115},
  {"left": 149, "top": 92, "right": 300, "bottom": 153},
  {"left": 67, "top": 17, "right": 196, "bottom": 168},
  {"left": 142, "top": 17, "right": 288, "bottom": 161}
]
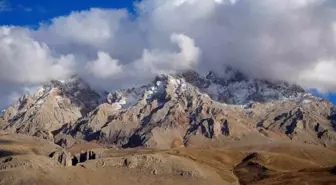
[
  {"left": 3, "top": 68, "right": 336, "bottom": 147},
  {"left": 106, "top": 74, "right": 189, "bottom": 109},
  {"left": 105, "top": 68, "right": 306, "bottom": 109},
  {"left": 179, "top": 69, "right": 305, "bottom": 105},
  {"left": 8, "top": 67, "right": 308, "bottom": 117}
]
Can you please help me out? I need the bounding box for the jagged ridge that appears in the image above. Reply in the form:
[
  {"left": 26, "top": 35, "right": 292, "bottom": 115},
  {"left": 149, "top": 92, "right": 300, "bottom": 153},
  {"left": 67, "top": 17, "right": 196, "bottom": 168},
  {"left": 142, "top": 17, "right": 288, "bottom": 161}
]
[{"left": 1, "top": 69, "right": 335, "bottom": 149}]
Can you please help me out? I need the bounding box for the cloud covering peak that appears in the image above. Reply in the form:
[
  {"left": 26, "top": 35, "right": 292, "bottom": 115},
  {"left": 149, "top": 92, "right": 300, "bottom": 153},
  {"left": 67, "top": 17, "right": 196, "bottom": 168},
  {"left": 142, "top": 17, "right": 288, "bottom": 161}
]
[{"left": 1, "top": 0, "right": 336, "bottom": 107}]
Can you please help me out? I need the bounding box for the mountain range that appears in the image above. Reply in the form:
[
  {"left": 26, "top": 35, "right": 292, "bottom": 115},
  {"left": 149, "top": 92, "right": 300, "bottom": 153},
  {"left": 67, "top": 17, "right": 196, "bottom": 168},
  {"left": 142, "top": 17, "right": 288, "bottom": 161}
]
[{"left": 1, "top": 67, "right": 336, "bottom": 185}]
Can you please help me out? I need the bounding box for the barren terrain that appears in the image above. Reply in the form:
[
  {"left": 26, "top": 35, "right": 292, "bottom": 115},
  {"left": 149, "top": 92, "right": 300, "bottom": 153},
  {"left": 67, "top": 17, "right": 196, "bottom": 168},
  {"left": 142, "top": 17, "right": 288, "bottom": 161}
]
[{"left": 1, "top": 132, "right": 335, "bottom": 185}]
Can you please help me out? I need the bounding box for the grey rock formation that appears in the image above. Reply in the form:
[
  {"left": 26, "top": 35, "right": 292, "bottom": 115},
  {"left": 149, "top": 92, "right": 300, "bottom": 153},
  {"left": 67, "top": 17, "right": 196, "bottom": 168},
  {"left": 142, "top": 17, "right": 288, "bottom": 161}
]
[
  {"left": 1, "top": 68, "right": 335, "bottom": 149},
  {"left": 0, "top": 118, "right": 6, "bottom": 129},
  {"left": 181, "top": 69, "right": 304, "bottom": 105},
  {"left": 1, "top": 75, "right": 104, "bottom": 140},
  {"left": 81, "top": 153, "right": 216, "bottom": 179},
  {"left": 62, "top": 72, "right": 335, "bottom": 148},
  {"left": 49, "top": 149, "right": 74, "bottom": 166}
]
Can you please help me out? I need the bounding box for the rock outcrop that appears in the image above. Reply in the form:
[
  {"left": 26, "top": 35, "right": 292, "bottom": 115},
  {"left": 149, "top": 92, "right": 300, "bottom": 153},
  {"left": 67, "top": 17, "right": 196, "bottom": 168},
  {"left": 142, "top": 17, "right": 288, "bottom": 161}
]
[
  {"left": 49, "top": 149, "right": 74, "bottom": 166},
  {"left": 1, "top": 75, "right": 103, "bottom": 140},
  {"left": 60, "top": 72, "right": 335, "bottom": 148},
  {"left": 1, "top": 69, "right": 336, "bottom": 149}
]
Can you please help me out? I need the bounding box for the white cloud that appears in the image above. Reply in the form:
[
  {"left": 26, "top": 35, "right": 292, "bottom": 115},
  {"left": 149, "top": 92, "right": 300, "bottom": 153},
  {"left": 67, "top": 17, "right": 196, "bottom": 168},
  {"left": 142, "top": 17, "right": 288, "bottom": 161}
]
[
  {"left": 86, "top": 52, "right": 122, "bottom": 79},
  {"left": 170, "top": 33, "right": 200, "bottom": 65},
  {"left": 0, "top": 27, "right": 74, "bottom": 84},
  {"left": 1, "top": 0, "right": 336, "bottom": 108},
  {"left": 134, "top": 33, "right": 200, "bottom": 74},
  {"left": 84, "top": 33, "right": 200, "bottom": 88},
  {"left": 38, "top": 8, "right": 127, "bottom": 47},
  {"left": 299, "top": 60, "right": 336, "bottom": 92}
]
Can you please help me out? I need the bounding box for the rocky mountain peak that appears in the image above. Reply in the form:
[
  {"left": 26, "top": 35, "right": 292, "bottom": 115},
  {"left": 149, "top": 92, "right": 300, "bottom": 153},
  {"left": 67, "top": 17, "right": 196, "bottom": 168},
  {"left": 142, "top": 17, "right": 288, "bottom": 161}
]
[
  {"left": 60, "top": 68, "right": 336, "bottom": 149},
  {"left": 1, "top": 75, "right": 104, "bottom": 139},
  {"left": 103, "top": 68, "right": 307, "bottom": 110},
  {"left": 205, "top": 67, "right": 247, "bottom": 85},
  {"left": 34, "top": 75, "right": 103, "bottom": 113},
  {"left": 0, "top": 67, "right": 335, "bottom": 151},
  {"left": 172, "top": 68, "right": 303, "bottom": 105},
  {"left": 178, "top": 70, "right": 209, "bottom": 88},
  {"left": 105, "top": 73, "right": 186, "bottom": 110},
  {"left": 62, "top": 75, "right": 92, "bottom": 91}
]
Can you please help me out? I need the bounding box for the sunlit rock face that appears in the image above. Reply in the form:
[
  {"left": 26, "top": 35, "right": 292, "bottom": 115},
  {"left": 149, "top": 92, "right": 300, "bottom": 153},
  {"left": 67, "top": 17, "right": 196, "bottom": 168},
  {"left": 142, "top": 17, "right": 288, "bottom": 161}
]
[{"left": 2, "top": 68, "right": 335, "bottom": 149}]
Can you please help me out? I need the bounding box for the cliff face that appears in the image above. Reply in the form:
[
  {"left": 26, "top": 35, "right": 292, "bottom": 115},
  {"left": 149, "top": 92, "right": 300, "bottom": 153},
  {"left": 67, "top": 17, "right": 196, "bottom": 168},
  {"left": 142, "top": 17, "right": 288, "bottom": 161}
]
[
  {"left": 1, "top": 76, "right": 103, "bottom": 139},
  {"left": 67, "top": 73, "right": 335, "bottom": 148},
  {"left": 1, "top": 70, "right": 335, "bottom": 148}
]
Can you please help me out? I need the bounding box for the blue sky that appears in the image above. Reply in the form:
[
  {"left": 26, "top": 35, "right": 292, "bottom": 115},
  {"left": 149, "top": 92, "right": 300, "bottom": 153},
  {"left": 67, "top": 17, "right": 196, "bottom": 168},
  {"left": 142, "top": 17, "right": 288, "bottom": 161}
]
[
  {"left": 310, "top": 89, "right": 336, "bottom": 103},
  {"left": 0, "top": 0, "right": 139, "bottom": 26},
  {"left": 0, "top": 0, "right": 335, "bottom": 104},
  {"left": 327, "top": 94, "right": 336, "bottom": 104}
]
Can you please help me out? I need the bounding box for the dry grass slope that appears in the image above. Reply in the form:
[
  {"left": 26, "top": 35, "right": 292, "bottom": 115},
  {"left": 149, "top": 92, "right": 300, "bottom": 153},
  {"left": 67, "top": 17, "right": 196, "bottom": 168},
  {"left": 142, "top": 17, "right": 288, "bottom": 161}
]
[{"left": 1, "top": 133, "right": 336, "bottom": 185}]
